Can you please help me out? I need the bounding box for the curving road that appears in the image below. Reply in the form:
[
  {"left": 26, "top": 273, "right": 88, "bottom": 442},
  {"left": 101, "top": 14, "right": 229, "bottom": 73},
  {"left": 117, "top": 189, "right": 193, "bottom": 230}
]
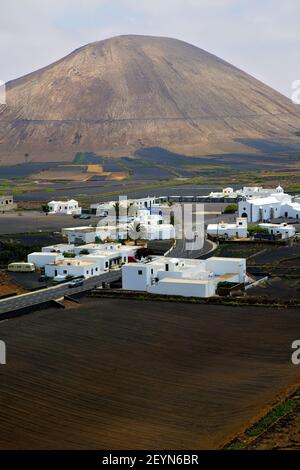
[
  {"left": 166, "top": 203, "right": 218, "bottom": 259},
  {"left": 166, "top": 237, "right": 216, "bottom": 259},
  {"left": 0, "top": 271, "right": 121, "bottom": 316}
]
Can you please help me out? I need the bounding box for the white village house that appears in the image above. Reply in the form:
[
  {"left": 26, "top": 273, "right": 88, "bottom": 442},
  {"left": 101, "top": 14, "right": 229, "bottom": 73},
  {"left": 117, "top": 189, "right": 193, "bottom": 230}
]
[
  {"left": 237, "top": 186, "right": 280, "bottom": 199},
  {"left": 27, "top": 242, "right": 142, "bottom": 279},
  {"left": 41, "top": 244, "right": 75, "bottom": 254},
  {"left": 74, "top": 252, "right": 121, "bottom": 272},
  {"left": 28, "top": 252, "right": 64, "bottom": 269},
  {"left": 91, "top": 197, "right": 158, "bottom": 216},
  {"left": 73, "top": 242, "right": 141, "bottom": 260},
  {"left": 0, "top": 195, "right": 17, "bottom": 212},
  {"left": 62, "top": 226, "right": 98, "bottom": 244},
  {"left": 75, "top": 243, "right": 142, "bottom": 271},
  {"left": 207, "top": 218, "right": 248, "bottom": 239},
  {"left": 122, "top": 256, "right": 248, "bottom": 298},
  {"left": 48, "top": 199, "right": 82, "bottom": 216},
  {"left": 125, "top": 222, "right": 175, "bottom": 241},
  {"left": 209, "top": 187, "right": 239, "bottom": 200},
  {"left": 63, "top": 224, "right": 130, "bottom": 243},
  {"left": 45, "top": 259, "right": 99, "bottom": 280},
  {"left": 206, "top": 186, "right": 282, "bottom": 201},
  {"left": 238, "top": 186, "right": 300, "bottom": 222},
  {"left": 128, "top": 210, "right": 175, "bottom": 240},
  {"left": 63, "top": 209, "right": 175, "bottom": 243},
  {"left": 258, "top": 223, "right": 296, "bottom": 239}
]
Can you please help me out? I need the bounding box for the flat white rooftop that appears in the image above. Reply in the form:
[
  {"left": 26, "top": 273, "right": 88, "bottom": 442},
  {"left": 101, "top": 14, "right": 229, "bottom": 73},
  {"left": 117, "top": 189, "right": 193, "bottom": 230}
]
[
  {"left": 29, "top": 252, "right": 61, "bottom": 256},
  {"left": 49, "top": 260, "right": 95, "bottom": 267},
  {"left": 159, "top": 277, "right": 209, "bottom": 285},
  {"left": 81, "top": 251, "right": 121, "bottom": 258},
  {"left": 246, "top": 196, "right": 281, "bottom": 205},
  {"left": 259, "top": 223, "right": 295, "bottom": 228},
  {"left": 63, "top": 226, "right": 95, "bottom": 232}
]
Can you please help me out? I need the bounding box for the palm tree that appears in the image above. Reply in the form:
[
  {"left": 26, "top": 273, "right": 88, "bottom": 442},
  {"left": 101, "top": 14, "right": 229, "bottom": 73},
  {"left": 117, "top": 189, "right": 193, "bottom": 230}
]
[
  {"left": 127, "top": 221, "right": 145, "bottom": 241},
  {"left": 113, "top": 202, "right": 120, "bottom": 241}
]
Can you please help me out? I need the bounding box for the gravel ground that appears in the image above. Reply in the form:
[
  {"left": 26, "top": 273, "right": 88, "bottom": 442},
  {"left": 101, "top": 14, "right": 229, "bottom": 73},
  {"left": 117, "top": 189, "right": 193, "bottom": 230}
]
[{"left": 0, "top": 211, "right": 99, "bottom": 234}]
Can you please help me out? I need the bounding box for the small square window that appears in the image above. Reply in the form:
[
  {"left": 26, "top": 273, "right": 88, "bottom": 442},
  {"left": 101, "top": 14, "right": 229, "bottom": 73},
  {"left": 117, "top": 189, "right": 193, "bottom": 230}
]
[{"left": 138, "top": 270, "right": 143, "bottom": 275}]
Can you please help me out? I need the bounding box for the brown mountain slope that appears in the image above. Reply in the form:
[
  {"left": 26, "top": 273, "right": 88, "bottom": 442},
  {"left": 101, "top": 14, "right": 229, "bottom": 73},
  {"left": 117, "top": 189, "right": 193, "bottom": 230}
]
[{"left": 0, "top": 34, "right": 299, "bottom": 164}]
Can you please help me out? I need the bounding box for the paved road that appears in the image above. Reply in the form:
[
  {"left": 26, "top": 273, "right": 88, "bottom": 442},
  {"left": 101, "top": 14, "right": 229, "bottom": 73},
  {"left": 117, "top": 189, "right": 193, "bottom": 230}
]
[
  {"left": 167, "top": 204, "right": 219, "bottom": 259},
  {"left": 0, "top": 271, "right": 121, "bottom": 316},
  {"left": 167, "top": 237, "right": 216, "bottom": 259}
]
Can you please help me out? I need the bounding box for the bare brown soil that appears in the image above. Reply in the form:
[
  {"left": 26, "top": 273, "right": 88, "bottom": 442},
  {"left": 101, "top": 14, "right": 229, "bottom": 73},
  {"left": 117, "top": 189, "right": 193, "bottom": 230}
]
[
  {"left": 0, "top": 271, "right": 26, "bottom": 297},
  {"left": 0, "top": 298, "right": 299, "bottom": 449},
  {"left": 29, "top": 165, "right": 128, "bottom": 182}
]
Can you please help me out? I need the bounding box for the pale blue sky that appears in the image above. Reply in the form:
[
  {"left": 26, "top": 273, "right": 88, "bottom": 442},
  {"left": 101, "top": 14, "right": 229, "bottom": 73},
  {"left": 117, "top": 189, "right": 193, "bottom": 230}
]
[{"left": 0, "top": 0, "right": 299, "bottom": 97}]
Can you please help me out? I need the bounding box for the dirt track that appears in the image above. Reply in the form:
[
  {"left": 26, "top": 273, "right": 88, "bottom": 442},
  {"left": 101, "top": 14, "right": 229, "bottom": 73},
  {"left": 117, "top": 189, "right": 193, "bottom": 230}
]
[{"left": 0, "top": 298, "right": 300, "bottom": 449}]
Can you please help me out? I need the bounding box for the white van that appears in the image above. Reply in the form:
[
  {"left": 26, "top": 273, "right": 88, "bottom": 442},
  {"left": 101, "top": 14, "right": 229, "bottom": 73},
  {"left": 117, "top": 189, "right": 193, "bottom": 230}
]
[{"left": 8, "top": 262, "right": 35, "bottom": 273}]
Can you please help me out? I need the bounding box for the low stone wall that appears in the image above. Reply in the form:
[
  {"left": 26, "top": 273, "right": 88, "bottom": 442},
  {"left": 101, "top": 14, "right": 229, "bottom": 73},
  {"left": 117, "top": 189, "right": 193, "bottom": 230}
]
[{"left": 89, "top": 288, "right": 300, "bottom": 307}]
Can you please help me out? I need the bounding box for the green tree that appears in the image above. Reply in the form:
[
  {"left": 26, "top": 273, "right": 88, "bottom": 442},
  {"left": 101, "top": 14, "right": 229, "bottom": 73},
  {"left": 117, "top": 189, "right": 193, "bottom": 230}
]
[
  {"left": 223, "top": 204, "right": 238, "bottom": 214},
  {"left": 113, "top": 202, "right": 121, "bottom": 240}
]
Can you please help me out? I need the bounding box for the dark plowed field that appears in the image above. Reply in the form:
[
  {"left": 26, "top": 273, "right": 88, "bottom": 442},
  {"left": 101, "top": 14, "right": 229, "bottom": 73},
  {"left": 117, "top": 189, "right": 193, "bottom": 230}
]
[
  {"left": 0, "top": 298, "right": 300, "bottom": 449},
  {"left": 248, "top": 278, "right": 300, "bottom": 300},
  {"left": 251, "top": 246, "right": 300, "bottom": 265}
]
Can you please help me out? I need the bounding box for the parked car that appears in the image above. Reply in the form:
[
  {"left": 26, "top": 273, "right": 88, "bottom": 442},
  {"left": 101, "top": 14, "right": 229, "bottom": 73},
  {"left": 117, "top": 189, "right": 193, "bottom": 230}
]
[
  {"left": 68, "top": 279, "right": 84, "bottom": 288},
  {"left": 38, "top": 275, "right": 49, "bottom": 282},
  {"left": 79, "top": 214, "right": 91, "bottom": 220},
  {"left": 73, "top": 214, "right": 80, "bottom": 219}
]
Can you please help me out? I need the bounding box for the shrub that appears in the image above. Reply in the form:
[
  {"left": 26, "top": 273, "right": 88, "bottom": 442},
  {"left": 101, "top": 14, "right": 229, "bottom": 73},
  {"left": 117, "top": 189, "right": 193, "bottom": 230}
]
[
  {"left": 248, "top": 225, "right": 269, "bottom": 235},
  {"left": 41, "top": 204, "right": 49, "bottom": 213},
  {"left": 223, "top": 204, "right": 238, "bottom": 214},
  {"left": 217, "top": 281, "right": 235, "bottom": 288},
  {"left": 0, "top": 241, "right": 40, "bottom": 264},
  {"left": 63, "top": 252, "right": 75, "bottom": 258},
  {"left": 135, "top": 247, "right": 153, "bottom": 260},
  {"left": 79, "top": 249, "right": 89, "bottom": 255}
]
